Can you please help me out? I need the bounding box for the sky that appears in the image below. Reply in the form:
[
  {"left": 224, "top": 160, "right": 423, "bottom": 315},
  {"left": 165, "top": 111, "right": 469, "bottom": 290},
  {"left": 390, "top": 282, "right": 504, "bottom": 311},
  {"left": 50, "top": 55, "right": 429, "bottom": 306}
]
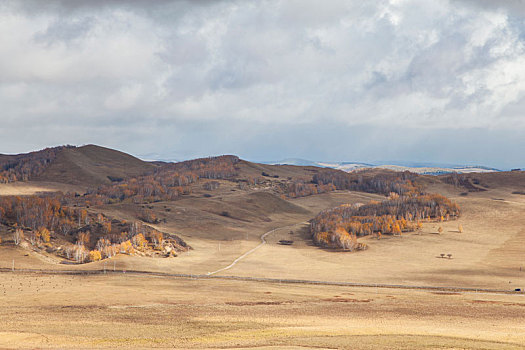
[{"left": 0, "top": 0, "right": 524, "bottom": 169}]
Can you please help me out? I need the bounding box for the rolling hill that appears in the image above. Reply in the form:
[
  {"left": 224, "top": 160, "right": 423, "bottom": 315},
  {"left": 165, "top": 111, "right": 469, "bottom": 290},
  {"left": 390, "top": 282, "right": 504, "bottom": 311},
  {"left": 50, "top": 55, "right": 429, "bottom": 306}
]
[
  {"left": 1, "top": 144, "right": 524, "bottom": 272},
  {"left": 0, "top": 144, "right": 154, "bottom": 186}
]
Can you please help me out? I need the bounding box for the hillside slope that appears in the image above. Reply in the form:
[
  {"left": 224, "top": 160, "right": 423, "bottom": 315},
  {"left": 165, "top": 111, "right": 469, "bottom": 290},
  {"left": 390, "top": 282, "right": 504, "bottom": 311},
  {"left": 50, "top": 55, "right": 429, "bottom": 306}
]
[{"left": 1, "top": 145, "right": 154, "bottom": 186}]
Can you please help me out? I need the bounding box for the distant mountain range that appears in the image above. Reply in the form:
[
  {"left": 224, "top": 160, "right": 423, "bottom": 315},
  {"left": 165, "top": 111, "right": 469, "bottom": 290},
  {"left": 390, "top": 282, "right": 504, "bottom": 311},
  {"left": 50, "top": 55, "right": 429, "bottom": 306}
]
[{"left": 264, "top": 158, "right": 503, "bottom": 175}]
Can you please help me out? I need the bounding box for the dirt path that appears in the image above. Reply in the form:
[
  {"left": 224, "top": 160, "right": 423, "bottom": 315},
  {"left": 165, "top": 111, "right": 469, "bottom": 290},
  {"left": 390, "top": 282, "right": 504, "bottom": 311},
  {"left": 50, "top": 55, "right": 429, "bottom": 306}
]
[{"left": 206, "top": 223, "right": 306, "bottom": 276}]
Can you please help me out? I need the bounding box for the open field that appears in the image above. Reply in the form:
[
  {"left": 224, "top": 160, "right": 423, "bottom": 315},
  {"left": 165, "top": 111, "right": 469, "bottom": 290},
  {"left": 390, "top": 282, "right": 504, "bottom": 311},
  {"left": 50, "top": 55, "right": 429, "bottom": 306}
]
[
  {"left": 0, "top": 181, "right": 84, "bottom": 196},
  {"left": 0, "top": 272, "right": 524, "bottom": 349},
  {"left": 1, "top": 166, "right": 525, "bottom": 348}
]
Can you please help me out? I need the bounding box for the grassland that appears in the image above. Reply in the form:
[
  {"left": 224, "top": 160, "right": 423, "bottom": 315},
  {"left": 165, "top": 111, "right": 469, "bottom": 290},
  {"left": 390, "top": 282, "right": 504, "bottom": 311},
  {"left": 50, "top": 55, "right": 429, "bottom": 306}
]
[
  {"left": 1, "top": 164, "right": 525, "bottom": 349},
  {"left": 0, "top": 273, "right": 524, "bottom": 349}
]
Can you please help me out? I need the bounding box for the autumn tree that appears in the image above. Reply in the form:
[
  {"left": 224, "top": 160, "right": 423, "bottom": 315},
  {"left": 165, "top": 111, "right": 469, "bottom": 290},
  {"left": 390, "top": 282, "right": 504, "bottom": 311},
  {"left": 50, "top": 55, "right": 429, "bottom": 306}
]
[
  {"left": 38, "top": 227, "right": 51, "bottom": 243},
  {"left": 392, "top": 223, "right": 402, "bottom": 236},
  {"left": 78, "top": 231, "right": 91, "bottom": 246},
  {"left": 89, "top": 250, "right": 102, "bottom": 262},
  {"left": 103, "top": 221, "right": 112, "bottom": 234},
  {"left": 120, "top": 240, "right": 134, "bottom": 254},
  {"left": 79, "top": 209, "right": 88, "bottom": 226},
  {"left": 131, "top": 233, "right": 148, "bottom": 250},
  {"left": 149, "top": 230, "right": 164, "bottom": 249}
]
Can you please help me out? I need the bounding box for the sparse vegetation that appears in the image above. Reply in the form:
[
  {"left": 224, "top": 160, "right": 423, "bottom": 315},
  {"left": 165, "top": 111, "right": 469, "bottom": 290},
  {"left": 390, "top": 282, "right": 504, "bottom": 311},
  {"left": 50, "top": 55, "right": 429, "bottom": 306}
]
[
  {"left": 441, "top": 173, "right": 487, "bottom": 192},
  {"left": 0, "top": 146, "right": 74, "bottom": 183}
]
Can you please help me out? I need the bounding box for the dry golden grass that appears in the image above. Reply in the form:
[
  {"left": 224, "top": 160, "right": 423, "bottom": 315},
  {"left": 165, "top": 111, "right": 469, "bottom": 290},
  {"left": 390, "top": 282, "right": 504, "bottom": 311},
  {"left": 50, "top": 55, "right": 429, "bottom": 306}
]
[
  {"left": 0, "top": 181, "right": 84, "bottom": 196},
  {"left": 1, "top": 171, "right": 525, "bottom": 348},
  {"left": 0, "top": 273, "right": 524, "bottom": 349}
]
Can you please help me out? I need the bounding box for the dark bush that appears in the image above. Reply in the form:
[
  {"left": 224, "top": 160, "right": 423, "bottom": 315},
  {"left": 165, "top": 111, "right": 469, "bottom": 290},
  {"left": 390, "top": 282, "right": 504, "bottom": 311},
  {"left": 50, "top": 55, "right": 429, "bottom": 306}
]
[{"left": 107, "top": 176, "right": 124, "bottom": 182}]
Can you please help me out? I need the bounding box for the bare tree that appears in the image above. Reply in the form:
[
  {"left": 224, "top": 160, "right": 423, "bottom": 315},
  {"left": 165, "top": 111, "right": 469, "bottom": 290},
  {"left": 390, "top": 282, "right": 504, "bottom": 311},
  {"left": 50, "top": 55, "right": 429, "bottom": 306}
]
[{"left": 13, "top": 228, "right": 23, "bottom": 245}]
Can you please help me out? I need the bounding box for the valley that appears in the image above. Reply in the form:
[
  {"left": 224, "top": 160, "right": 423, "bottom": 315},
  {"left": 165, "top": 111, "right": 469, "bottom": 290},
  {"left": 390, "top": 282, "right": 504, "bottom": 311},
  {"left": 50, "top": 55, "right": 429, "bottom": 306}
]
[{"left": 1, "top": 145, "right": 524, "bottom": 349}]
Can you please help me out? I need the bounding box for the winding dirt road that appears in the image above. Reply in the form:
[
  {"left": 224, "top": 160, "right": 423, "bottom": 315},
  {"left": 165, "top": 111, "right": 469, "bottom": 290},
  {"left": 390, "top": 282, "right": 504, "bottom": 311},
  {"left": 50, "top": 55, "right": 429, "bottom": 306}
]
[{"left": 206, "top": 223, "right": 307, "bottom": 276}]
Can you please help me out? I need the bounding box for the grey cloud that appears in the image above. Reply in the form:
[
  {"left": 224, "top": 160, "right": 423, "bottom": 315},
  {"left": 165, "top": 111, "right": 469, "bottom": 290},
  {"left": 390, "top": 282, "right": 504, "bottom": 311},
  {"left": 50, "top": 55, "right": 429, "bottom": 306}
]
[
  {"left": 0, "top": 0, "right": 524, "bottom": 168},
  {"left": 455, "top": 0, "right": 525, "bottom": 15},
  {"left": 5, "top": 0, "right": 218, "bottom": 15},
  {"left": 33, "top": 17, "right": 95, "bottom": 46}
]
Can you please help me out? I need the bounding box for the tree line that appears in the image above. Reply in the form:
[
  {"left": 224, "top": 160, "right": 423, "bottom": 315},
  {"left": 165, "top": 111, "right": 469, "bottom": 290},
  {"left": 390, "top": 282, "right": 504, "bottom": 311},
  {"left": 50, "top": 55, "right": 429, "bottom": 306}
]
[
  {"left": 310, "top": 193, "right": 460, "bottom": 251},
  {"left": 80, "top": 155, "right": 241, "bottom": 204},
  {"left": 312, "top": 168, "right": 423, "bottom": 196}
]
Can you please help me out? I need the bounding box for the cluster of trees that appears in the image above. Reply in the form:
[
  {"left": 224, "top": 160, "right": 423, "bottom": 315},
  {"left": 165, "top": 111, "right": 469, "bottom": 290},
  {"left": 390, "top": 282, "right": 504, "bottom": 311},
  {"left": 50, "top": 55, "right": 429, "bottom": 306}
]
[
  {"left": 238, "top": 176, "right": 265, "bottom": 190},
  {"left": 159, "top": 155, "right": 239, "bottom": 180},
  {"left": 313, "top": 226, "right": 367, "bottom": 251},
  {"left": 63, "top": 222, "right": 169, "bottom": 263},
  {"left": 0, "top": 146, "right": 74, "bottom": 183},
  {"left": 282, "top": 181, "right": 336, "bottom": 198},
  {"left": 269, "top": 169, "right": 425, "bottom": 200},
  {"left": 310, "top": 193, "right": 460, "bottom": 250},
  {"left": 137, "top": 208, "right": 159, "bottom": 223},
  {"left": 0, "top": 194, "right": 185, "bottom": 263},
  {"left": 90, "top": 173, "right": 194, "bottom": 204},
  {"left": 441, "top": 173, "right": 487, "bottom": 192},
  {"left": 0, "top": 195, "right": 80, "bottom": 234},
  {"left": 203, "top": 181, "right": 220, "bottom": 191},
  {"left": 262, "top": 169, "right": 425, "bottom": 200},
  {"left": 312, "top": 169, "right": 423, "bottom": 196},
  {"left": 79, "top": 155, "right": 241, "bottom": 204}
]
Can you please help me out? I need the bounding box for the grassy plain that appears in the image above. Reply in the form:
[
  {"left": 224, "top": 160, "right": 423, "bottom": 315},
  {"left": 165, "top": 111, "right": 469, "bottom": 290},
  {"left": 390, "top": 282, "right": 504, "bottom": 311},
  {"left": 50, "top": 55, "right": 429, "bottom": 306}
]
[
  {"left": 1, "top": 273, "right": 524, "bottom": 349},
  {"left": 1, "top": 172, "right": 525, "bottom": 349}
]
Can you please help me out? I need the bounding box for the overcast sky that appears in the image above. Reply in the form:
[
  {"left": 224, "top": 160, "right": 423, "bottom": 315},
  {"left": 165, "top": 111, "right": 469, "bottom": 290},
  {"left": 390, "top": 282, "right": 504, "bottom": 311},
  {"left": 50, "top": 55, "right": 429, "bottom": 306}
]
[{"left": 1, "top": 0, "right": 524, "bottom": 168}]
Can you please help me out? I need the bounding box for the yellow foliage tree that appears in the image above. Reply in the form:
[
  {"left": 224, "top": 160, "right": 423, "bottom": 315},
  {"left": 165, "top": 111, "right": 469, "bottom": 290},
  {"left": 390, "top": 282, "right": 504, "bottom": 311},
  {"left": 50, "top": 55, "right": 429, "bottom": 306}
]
[
  {"left": 39, "top": 227, "right": 51, "bottom": 243},
  {"left": 132, "top": 233, "right": 147, "bottom": 250},
  {"left": 393, "top": 223, "right": 402, "bottom": 236},
  {"left": 89, "top": 250, "right": 102, "bottom": 262},
  {"left": 120, "top": 240, "right": 134, "bottom": 254}
]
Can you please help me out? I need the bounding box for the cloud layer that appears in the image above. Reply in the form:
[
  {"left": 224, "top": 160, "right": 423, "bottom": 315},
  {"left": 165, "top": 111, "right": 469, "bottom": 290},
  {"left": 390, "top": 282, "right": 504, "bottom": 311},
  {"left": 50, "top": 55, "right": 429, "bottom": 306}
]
[{"left": 0, "top": 0, "right": 524, "bottom": 168}]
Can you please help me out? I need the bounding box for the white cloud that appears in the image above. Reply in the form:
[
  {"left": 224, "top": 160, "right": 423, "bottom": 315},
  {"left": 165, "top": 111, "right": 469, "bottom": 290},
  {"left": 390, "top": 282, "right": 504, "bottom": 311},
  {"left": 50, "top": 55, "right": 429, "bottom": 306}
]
[{"left": 0, "top": 0, "right": 524, "bottom": 167}]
